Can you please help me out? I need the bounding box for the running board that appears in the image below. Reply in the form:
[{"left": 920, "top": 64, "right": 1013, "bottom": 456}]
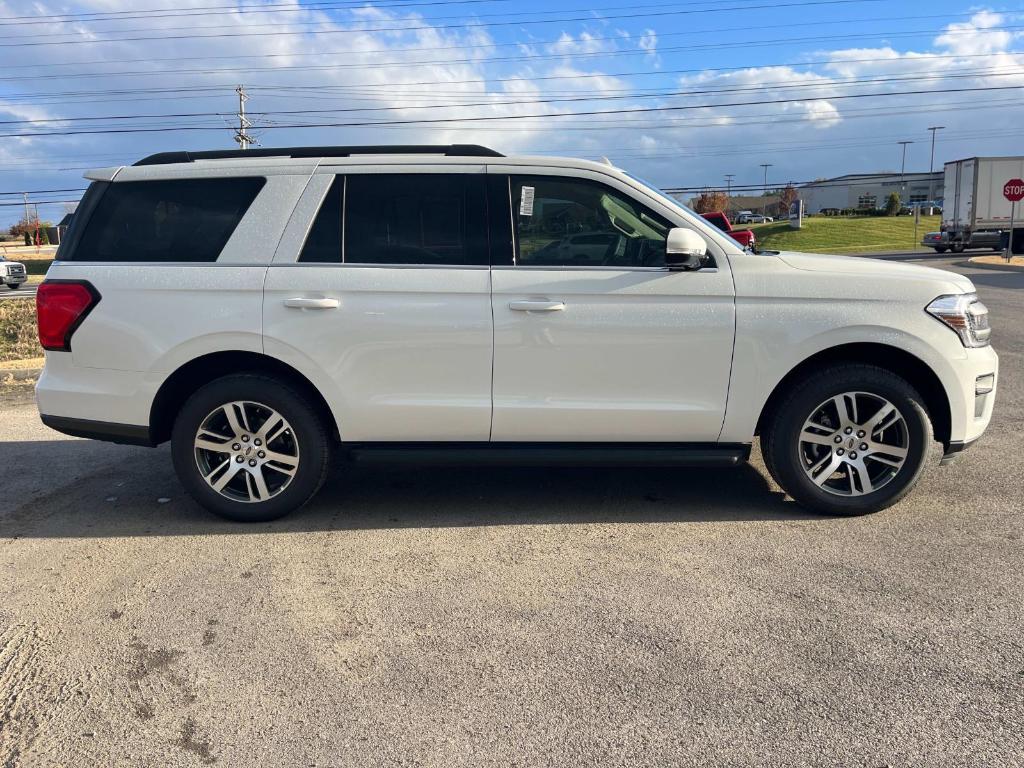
[{"left": 342, "top": 442, "right": 750, "bottom": 467}]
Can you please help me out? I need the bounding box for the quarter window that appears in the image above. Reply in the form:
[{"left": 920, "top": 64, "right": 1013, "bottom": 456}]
[
  {"left": 69, "top": 177, "right": 265, "bottom": 262},
  {"left": 510, "top": 176, "right": 671, "bottom": 268}
]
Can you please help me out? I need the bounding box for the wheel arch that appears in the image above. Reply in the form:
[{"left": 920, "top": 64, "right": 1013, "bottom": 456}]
[
  {"left": 149, "top": 350, "right": 337, "bottom": 445},
  {"left": 754, "top": 342, "right": 951, "bottom": 446}
]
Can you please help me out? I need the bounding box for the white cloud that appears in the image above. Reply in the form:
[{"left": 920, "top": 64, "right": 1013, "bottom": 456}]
[{"left": 934, "top": 10, "right": 1015, "bottom": 55}]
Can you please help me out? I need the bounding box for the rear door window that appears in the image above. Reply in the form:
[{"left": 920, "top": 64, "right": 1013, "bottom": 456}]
[
  {"left": 344, "top": 174, "right": 488, "bottom": 266},
  {"left": 68, "top": 177, "right": 265, "bottom": 262}
]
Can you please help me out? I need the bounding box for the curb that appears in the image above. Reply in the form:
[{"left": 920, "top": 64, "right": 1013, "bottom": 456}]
[
  {"left": 0, "top": 366, "right": 41, "bottom": 382},
  {"left": 962, "top": 258, "right": 1024, "bottom": 273}
]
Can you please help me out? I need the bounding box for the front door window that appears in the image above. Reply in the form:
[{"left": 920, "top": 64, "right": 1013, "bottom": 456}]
[{"left": 510, "top": 176, "right": 671, "bottom": 268}]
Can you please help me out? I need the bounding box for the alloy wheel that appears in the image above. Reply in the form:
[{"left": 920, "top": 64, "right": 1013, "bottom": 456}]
[
  {"left": 798, "top": 391, "right": 909, "bottom": 496},
  {"left": 193, "top": 401, "right": 300, "bottom": 503}
]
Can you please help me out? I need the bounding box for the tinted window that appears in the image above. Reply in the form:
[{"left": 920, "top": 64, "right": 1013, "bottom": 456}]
[
  {"left": 298, "top": 177, "right": 343, "bottom": 263},
  {"left": 70, "top": 177, "right": 264, "bottom": 262},
  {"left": 345, "top": 174, "right": 487, "bottom": 265},
  {"left": 511, "top": 176, "right": 671, "bottom": 268}
]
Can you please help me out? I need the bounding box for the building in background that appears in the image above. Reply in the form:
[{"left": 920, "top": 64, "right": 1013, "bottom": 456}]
[
  {"left": 676, "top": 193, "right": 781, "bottom": 216},
  {"left": 798, "top": 172, "right": 943, "bottom": 214}
]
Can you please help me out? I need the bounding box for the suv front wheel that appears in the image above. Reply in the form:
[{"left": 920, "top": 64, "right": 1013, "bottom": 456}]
[
  {"left": 171, "top": 374, "right": 331, "bottom": 522},
  {"left": 761, "top": 364, "right": 932, "bottom": 516}
]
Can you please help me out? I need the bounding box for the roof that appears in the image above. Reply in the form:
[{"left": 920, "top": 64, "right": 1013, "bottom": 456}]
[{"left": 802, "top": 171, "right": 942, "bottom": 186}]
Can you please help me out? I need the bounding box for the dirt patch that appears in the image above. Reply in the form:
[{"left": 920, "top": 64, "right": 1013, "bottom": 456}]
[
  {"left": 175, "top": 717, "right": 216, "bottom": 764},
  {"left": 969, "top": 254, "right": 1024, "bottom": 270},
  {"left": 126, "top": 638, "right": 184, "bottom": 682}
]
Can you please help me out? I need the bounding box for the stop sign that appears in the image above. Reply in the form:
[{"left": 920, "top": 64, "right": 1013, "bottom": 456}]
[{"left": 1005, "top": 179, "right": 1024, "bottom": 202}]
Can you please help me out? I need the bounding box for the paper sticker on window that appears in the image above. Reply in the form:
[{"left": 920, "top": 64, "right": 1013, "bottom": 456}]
[{"left": 519, "top": 186, "right": 535, "bottom": 217}]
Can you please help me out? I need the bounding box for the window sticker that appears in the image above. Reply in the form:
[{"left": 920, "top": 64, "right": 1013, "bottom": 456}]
[{"left": 519, "top": 185, "right": 535, "bottom": 217}]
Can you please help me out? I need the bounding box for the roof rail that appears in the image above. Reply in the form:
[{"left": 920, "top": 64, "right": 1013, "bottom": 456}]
[{"left": 133, "top": 144, "right": 504, "bottom": 166}]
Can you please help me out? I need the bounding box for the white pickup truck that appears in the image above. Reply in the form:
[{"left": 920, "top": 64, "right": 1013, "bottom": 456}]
[{"left": 0, "top": 251, "right": 28, "bottom": 289}]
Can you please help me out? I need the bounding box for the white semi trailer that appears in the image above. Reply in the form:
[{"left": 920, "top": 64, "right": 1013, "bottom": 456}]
[{"left": 929, "top": 156, "right": 1024, "bottom": 253}]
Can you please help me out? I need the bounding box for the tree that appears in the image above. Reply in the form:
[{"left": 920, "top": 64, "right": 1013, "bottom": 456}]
[
  {"left": 884, "top": 191, "right": 901, "bottom": 216},
  {"left": 692, "top": 189, "right": 729, "bottom": 214},
  {"left": 9, "top": 215, "right": 52, "bottom": 238},
  {"left": 778, "top": 185, "right": 799, "bottom": 216}
]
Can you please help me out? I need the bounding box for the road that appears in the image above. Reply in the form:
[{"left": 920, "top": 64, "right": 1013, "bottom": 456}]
[
  {"left": 1, "top": 257, "right": 1021, "bottom": 766},
  {"left": 0, "top": 284, "right": 37, "bottom": 301}
]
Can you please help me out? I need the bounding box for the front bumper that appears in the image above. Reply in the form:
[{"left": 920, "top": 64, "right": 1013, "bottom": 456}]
[{"left": 944, "top": 345, "right": 998, "bottom": 449}]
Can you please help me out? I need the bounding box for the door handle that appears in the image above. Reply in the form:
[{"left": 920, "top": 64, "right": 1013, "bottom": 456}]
[
  {"left": 284, "top": 297, "right": 339, "bottom": 309},
  {"left": 509, "top": 300, "right": 566, "bottom": 312}
]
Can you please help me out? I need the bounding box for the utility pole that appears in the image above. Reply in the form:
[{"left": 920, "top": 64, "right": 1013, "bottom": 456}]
[
  {"left": 927, "top": 126, "right": 944, "bottom": 173},
  {"left": 23, "top": 192, "right": 30, "bottom": 228},
  {"left": 724, "top": 174, "right": 734, "bottom": 197},
  {"left": 234, "top": 85, "right": 254, "bottom": 150},
  {"left": 760, "top": 164, "right": 773, "bottom": 216}
]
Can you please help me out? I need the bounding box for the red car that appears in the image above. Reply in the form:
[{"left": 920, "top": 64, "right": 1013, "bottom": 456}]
[{"left": 701, "top": 211, "right": 756, "bottom": 249}]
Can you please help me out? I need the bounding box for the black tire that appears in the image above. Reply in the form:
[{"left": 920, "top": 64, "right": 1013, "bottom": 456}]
[
  {"left": 950, "top": 242, "right": 965, "bottom": 254},
  {"left": 760, "top": 364, "right": 932, "bottom": 516},
  {"left": 934, "top": 247, "right": 948, "bottom": 254},
  {"left": 6, "top": 283, "right": 18, "bottom": 290},
  {"left": 171, "top": 374, "right": 331, "bottom": 522}
]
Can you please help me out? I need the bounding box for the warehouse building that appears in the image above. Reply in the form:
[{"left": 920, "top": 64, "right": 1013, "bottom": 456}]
[{"left": 799, "top": 171, "right": 943, "bottom": 213}]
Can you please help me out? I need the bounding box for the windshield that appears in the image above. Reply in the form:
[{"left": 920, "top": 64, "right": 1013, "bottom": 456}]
[{"left": 623, "top": 171, "right": 700, "bottom": 219}]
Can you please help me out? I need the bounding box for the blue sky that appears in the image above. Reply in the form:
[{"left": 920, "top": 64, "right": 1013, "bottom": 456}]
[{"left": 1, "top": 0, "right": 1023, "bottom": 227}]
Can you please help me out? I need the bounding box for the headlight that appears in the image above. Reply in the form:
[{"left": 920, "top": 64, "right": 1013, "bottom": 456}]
[{"left": 926, "top": 293, "right": 991, "bottom": 348}]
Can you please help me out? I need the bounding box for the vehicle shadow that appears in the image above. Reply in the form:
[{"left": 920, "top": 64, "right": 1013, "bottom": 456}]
[
  {"left": 959, "top": 269, "right": 1024, "bottom": 291},
  {"left": 2, "top": 439, "right": 817, "bottom": 539}
]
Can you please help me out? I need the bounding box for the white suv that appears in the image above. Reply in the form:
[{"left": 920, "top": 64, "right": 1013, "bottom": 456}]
[{"left": 35, "top": 145, "right": 997, "bottom": 522}]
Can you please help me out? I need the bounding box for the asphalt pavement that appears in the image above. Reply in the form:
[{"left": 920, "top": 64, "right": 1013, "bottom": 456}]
[
  {"left": 0, "top": 283, "right": 36, "bottom": 301},
  {"left": 1, "top": 256, "right": 1021, "bottom": 766}
]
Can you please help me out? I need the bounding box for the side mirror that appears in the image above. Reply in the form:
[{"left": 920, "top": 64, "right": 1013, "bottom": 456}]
[{"left": 665, "top": 227, "right": 707, "bottom": 271}]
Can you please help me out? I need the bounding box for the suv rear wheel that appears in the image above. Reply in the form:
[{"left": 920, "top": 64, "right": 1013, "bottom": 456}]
[
  {"left": 761, "top": 364, "right": 932, "bottom": 516},
  {"left": 171, "top": 374, "right": 331, "bottom": 522}
]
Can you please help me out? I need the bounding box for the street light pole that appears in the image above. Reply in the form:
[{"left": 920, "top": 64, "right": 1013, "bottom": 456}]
[
  {"left": 927, "top": 126, "right": 944, "bottom": 202},
  {"left": 927, "top": 126, "right": 944, "bottom": 173},
  {"left": 760, "top": 164, "right": 772, "bottom": 216},
  {"left": 898, "top": 141, "right": 913, "bottom": 180}
]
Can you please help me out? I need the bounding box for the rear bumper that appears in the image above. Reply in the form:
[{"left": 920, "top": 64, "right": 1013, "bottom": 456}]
[
  {"left": 40, "top": 414, "right": 155, "bottom": 446},
  {"left": 36, "top": 353, "right": 158, "bottom": 443}
]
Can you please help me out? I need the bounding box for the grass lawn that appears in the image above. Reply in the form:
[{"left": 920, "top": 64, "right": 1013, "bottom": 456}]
[{"left": 749, "top": 215, "right": 941, "bottom": 254}]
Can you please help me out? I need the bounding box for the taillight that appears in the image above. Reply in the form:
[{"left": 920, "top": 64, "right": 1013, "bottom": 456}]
[{"left": 36, "top": 280, "right": 101, "bottom": 352}]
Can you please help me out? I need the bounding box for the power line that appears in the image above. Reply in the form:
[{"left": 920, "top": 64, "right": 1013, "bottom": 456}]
[
  {"left": 0, "top": 0, "right": 888, "bottom": 48},
  {"left": 9, "top": 8, "right": 980, "bottom": 72},
  {"left": 3, "top": 23, "right": 1019, "bottom": 87},
  {"left": 0, "top": 0, "right": 515, "bottom": 26},
  {"left": 6, "top": 68, "right": 1024, "bottom": 128},
  {"left": 4, "top": 82, "right": 1024, "bottom": 140},
  {"left": 5, "top": 50, "right": 1017, "bottom": 103}
]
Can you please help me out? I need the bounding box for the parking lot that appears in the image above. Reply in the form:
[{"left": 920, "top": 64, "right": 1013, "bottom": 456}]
[{"left": 1, "top": 256, "right": 1021, "bottom": 766}]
